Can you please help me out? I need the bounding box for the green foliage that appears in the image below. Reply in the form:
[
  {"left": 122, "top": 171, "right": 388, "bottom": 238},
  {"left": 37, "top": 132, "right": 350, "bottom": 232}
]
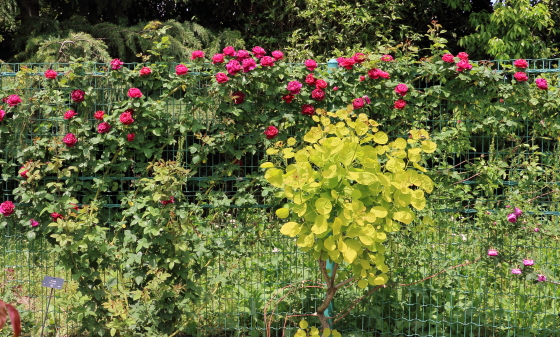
[{"left": 460, "top": 0, "right": 554, "bottom": 59}]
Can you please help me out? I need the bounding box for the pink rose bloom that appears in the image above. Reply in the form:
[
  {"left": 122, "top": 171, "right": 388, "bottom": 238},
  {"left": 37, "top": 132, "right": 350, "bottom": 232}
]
[
  {"left": 311, "top": 88, "right": 325, "bottom": 101},
  {"left": 353, "top": 53, "right": 366, "bottom": 64},
  {"left": 282, "top": 94, "right": 294, "bottom": 103},
  {"left": 64, "top": 110, "right": 77, "bottom": 120},
  {"left": 380, "top": 54, "right": 393, "bottom": 62},
  {"left": 363, "top": 95, "right": 370, "bottom": 104},
  {"left": 30, "top": 219, "right": 39, "bottom": 227},
  {"left": 264, "top": 126, "right": 279, "bottom": 139},
  {"left": 359, "top": 76, "right": 365, "bottom": 81},
  {"left": 252, "top": 46, "right": 266, "bottom": 58},
  {"left": 507, "top": 213, "right": 517, "bottom": 223},
  {"left": 0, "top": 110, "right": 5, "bottom": 121},
  {"left": 315, "top": 79, "right": 328, "bottom": 89},
  {"left": 236, "top": 49, "right": 250, "bottom": 61},
  {"left": 127, "top": 133, "right": 135, "bottom": 142},
  {"left": 523, "top": 259, "right": 534, "bottom": 266},
  {"left": 487, "top": 249, "right": 498, "bottom": 256},
  {"left": 212, "top": 53, "right": 225, "bottom": 64},
  {"left": 0, "top": 201, "right": 15, "bottom": 217},
  {"left": 513, "top": 59, "right": 528, "bottom": 68},
  {"left": 175, "top": 64, "right": 188, "bottom": 76},
  {"left": 537, "top": 274, "right": 547, "bottom": 282},
  {"left": 225, "top": 60, "right": 242, "bottom": 75},
  {"left": 305, "top": 59, "right": 317, "bottom": 71},
  {"left": 110, "top": 58, "right": 124, "bottom": 70},
  {"left": 191, "top": 50, "right": 205, "bottom": 60},
  {"left": 223, "top": 46, "right": 236, "bottom": 56},
  {"left": 511, "top": 268, "right": 522, "bottom": 275},
  {"left": 441, "top": 53, "right": 454, "bottom": 63},
  {"left": 232, "top": 91, "right": 245, "bottom": 104},
  {"left": 260, "top": 56, "right": 275, "bottom": 67},
  {"left": 457, "top": 52, "right": 469, "bottom": 60},
  {"left": 394, "top": 83, "right": 409, "bottom": 97},
  {"left": 534, "top": 228, "right": 540, "bottom": 232},
  {"left": 120, "top": 112, "right": 134, "bottom": 125},
  {"left": 127, "top": 88, "right": 143, "bottom": 98},
  {"left": 161, "top": 196, "right": 175, "bottom": 205},
  {"left": 6, "top": 94, "right": 22, "bottom": 106},
  {"left": 51, "top": 212, "right": 63, "bottom": 221},
  {"left": 271, "top": 50, "right": 284, "bottom": 60},
  {"left": 63, "top": 133, "right": 78, "bottom": 147},
  {"left": 514, "top": 72, "right": 528, "bottom": 82},
  {"left": 456, "top": 60, "right": 472, "bottom": 72},
  {"left": 97, "top": 122, "right": 111, "bottom": 134},
  {"left": 305, "top": 74, "right": 316, "bottom": 85},
  {"left": 368, "top": 68, "right": 381, "bottom": 79},
  {"left": 337, "top": 57, "right": 355, "bottom": 70},
  {"left": 536, "top": 78, "right": 548, "bottom": 90},
  {"left": 20, "top": 166, "right": 28, "bottom": 178},
  {"left": 71, "top": 89, "right": 85, "bottom": 103},
  {"left": 287, "top": 81, "right": 303, "bottom": 95},
  {"left": 333, "top": 86, "right": 338, "bottom": 91},
  {"left": 215, "top": 72, "right": 229, "bottom": 84},
  {"left": 139, "top": 67, "right": 152, "bottom": 76},
  {"left": 506, "top": 205, "right": 511, "bottom": 208},
  {"left": 514, "top": 207, "right": 522, "bottom": 216},
  {"left": 242, "top": 58, "right": 257, "bottom": 72},
  {"left": 94, "top": 110, "right": 105, "bottom": 120},
  {"left": 394, "top": 99, "right": 407, "bottom": 109},
  {"left": 379, "top": 71, "right": 390, "bottom": 79},
  {"left": 45, "top": 69, "right": 58, "bottom": 79},
  {"left": 301, "top": 104, "right": 315, "bottom": 115},
  {"left": 353, "top": 97, "right": 365, "bottom": 109}
]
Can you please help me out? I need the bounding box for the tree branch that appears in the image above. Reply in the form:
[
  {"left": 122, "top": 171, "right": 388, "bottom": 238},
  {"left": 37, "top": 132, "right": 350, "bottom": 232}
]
[{"left": 334, "top": 276, "right": 355, "bottom": 289}]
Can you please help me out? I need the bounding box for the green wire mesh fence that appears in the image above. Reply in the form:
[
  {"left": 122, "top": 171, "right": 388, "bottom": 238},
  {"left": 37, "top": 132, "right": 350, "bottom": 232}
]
[{"left": 0, "top": 60, "right": 559, "bottom": 337}]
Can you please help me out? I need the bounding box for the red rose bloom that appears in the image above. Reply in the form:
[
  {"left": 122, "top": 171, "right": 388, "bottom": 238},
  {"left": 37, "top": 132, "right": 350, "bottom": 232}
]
[
  {"left": 379, "top": 71, "right": 390, "bottom": 79},
  {"left": 0, "top": 201, "right": 15, "bottom": 217},
  {"left": 161, "top": 196, "right": 175, "bottom": 205},
  {"left": 50, "top": 212, "right": 64, "bottom": 221},
  {"left": 45, "top": 69, "right": 58, "bottom": 79},
  {"left": 394, "top": 84, "right": 409, "bottom": 97},
  {"left": 242, "top": 58, "right": 257, "bottom": 72},
  {"left": 127, "top": 133, "right": 135, "bottom": 142},
  {"left": 260, "top": 56, "right": 275, "bottom": 67},
  {"left": 353, "top": 53, "right": 367, "bottom": 63},
  {"left": 20, "top": 166, "right": 28, "bottom": 178},
  {"left": 263, "top": 126, "right": 279, "bottom": 139},
  {"left": 514, "top": 72, "right": 528, "bottom": 82},
  {"left": 127, "top": 88, "right": 143, "bottom": 98},
  {"left": 381, "top": 54, "right": 394, "bottom": 62},
  {"left": 305, "top": 59, "right": 317, "bottom": 71},
  {"left": 212, "top": 53, "right": 225, "bottom": 64},
  {"left": 252, "top": 46, "right": 266, "bottom": 58},
  {"left": 139, "top": 67, "right": 152, "bottom": 76},
  {"left": 7, "top": 94, "right": 22, "bottom": 106},
  {"left": 271, "top": 50, "right": 284, "bottom": 60},
  {"left": 353, "top": 98, "right": 365, "bottom": 109},
  {"left": 232, "top": 91, "right": 245, "bottom": 104},
  {"left": 120, "top": 112, "right": 135, "bottom": 125},
  {"left": 63, "top": 133, "right": 78, "bottom": 147},
  {"left": 305, "top": 74, "right": 316, "bottom": 86},
  {"left": 513, "top": 59, "right": 528, "bottom": 69},
  {"left": 225, "top": 60, "right": 242, "bottom": 75},
  {"left": 287, "top": 81, "right": 303, "bottom": 95},
  {"left": 64, "top": 110, "right": 77, "bottom": 120},
  {"left": 337, "top": 57, "right": 355, "bottom": 70},
  {"left": 175, "top": 64, "right": 188, "bottom": 76},
  {"left": 394, "top": 99, "right": 407, "bottom": 109},
  {"left": 456, "top": 59, "right": 472, "bottom": 72},
  {"left": 191, "top": 50, "right": 205, "bottom": 60},
  {"left": 94, "top": 110, "right": 105, "bottom": 120},
  {"left": 441, "top": 53, "right": 454, "bottom": 63},
  {"left": 0, "top": 110, "right": 5, "bottom": 121},
  {"left": 536, "top": 78, "right": 548, "bottom": 90},
  {"left": 110, "top": 58, "right": 124, "bottom": 70},
  {"left": 359, "top": 76, "right": 365, "bottom": 81},
  {"left": 71, "top": 89, "right": 85, "bottom": 103},
  {"left": 97, "top": 122, "right": 111, "bottom": 134},
  {"left": 236, "top": 49, "right": 250, "bottom": 61},
  {"left": 215, "top": 72, "right": 229, "bottom": 84},
  {"left": 457, "top": 52, "right": 469, "bottom": 60},
  {"left": 315, "top": 79, "right": 328, "bottom": 89},
  {"left": 368, "top": 68, "right": 382, "bottom": 79},
  {"left": 223, "top": 46, "right": 236, "bottom": 56},
  {"left": 282, "top": 94, "right": 295, "bottom": 103},
  {"left": 311, "top": 88, "right": 326, "bottom": 101},
  {"left": 301, "top": 104, "right": 315, "bottom": 115}
]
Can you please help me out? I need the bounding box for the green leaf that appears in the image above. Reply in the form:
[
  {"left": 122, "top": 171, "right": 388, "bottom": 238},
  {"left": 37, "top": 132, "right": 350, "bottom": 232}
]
[
  {"left": 315, "top": 198, "right": 332, "bottom": 215},
  {"left": 276, "top": 208, "right": 290, "bottom": 218},
  {"left": 280, "top": 222, "right": 301, "bottom": 237}
]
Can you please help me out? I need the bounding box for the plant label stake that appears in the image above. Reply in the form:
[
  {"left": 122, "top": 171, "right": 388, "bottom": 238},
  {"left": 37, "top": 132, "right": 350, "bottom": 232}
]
[{"left": 40, "top": 276, "right": 64, "bottom": 337}]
